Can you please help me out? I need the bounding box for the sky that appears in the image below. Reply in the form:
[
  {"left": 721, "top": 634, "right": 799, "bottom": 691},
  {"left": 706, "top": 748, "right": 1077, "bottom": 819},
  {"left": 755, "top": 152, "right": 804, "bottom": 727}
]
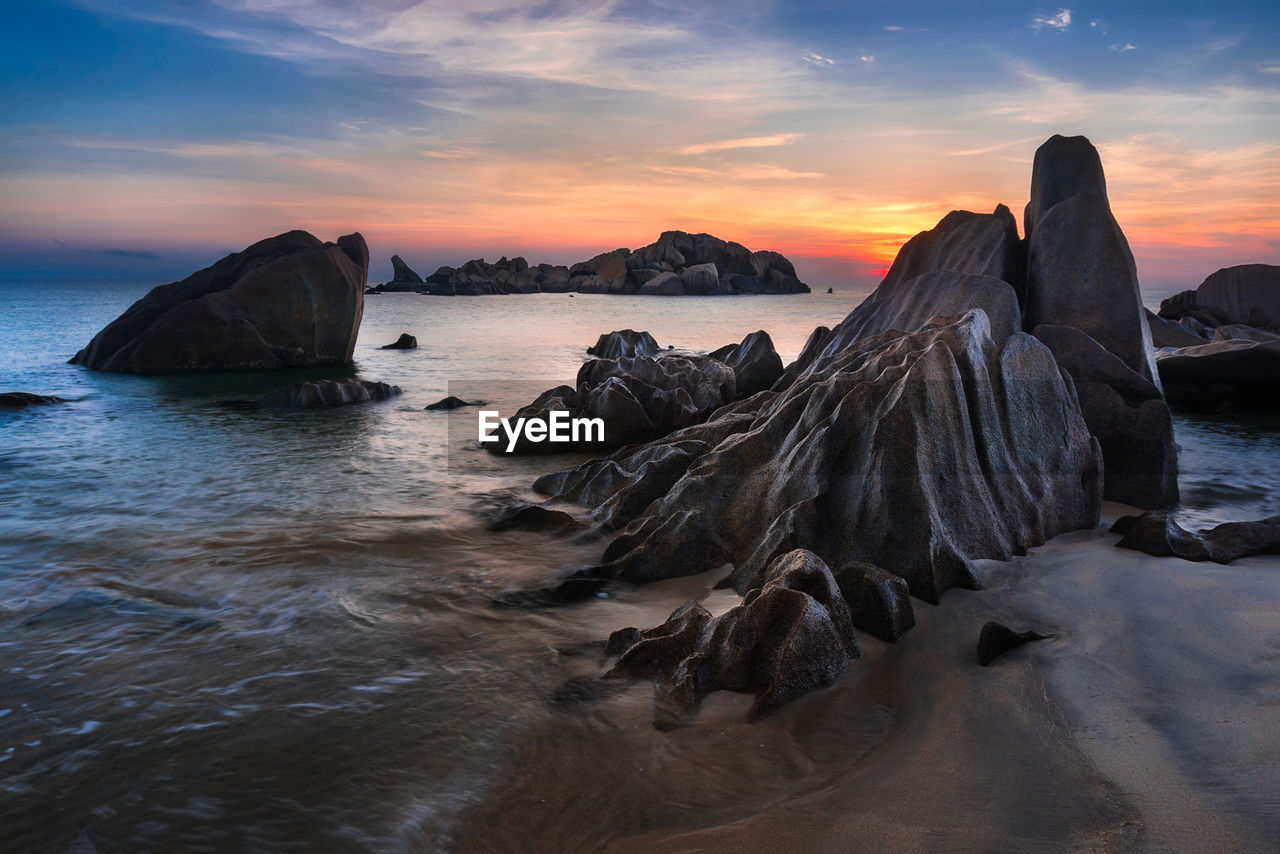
[{"left": 1, "top": 0, "right": 1278, "bottom": 290}]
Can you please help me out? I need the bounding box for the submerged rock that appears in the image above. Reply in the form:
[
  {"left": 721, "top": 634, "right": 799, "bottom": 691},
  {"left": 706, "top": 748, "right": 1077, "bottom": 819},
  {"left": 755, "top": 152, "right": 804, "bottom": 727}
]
[
  {"left": 255, "top": 378, "right": 401, "bottom": 408},
  {"left": 0, "top": 392, "right": 66, "bottom": 408},
  {"left": 1033, "top": 324, "right": 1178, "bottom": 508},
  {"left": 71, "top": 231, "right": 367, "bottom": 373},
  {"left": 424, "top": 396, "right": 483, "bottom": 411},
  {"left": 1112, "top": 509, "right": 1280, "bottom": 563},
  {"left": 605, "top": 550, "right": 860, "bottom": 725},
  {"left": 380, "top": 333, "right": 418, "bottom": 350},
  {"left": 976, "top": 621, "right": 1050, "bottom": 666}
]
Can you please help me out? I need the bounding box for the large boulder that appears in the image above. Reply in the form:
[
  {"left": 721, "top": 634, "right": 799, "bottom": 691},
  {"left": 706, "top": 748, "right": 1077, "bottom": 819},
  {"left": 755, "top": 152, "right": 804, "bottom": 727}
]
[
  {"left": 1022, "top": 136, "right": 1159, "bottom": 388},
  {"left": 877, "top": 206, "right": 1022, "bottom": 297},
  {"left": 71, "top": 231, "right": 367, "bottom": 373},
  {"left": 709, "top": 330, "right": 784, "bottom": 398},
  {"left": 547, "top": 310, "right": 1101, "bottom": 604},
  {"left": 831, "top": 562, "right": 916, "bottom": 643},
  {"left": 1159, "top": 265, "right": 1280, "bottom": 328},
  {"left": 390, "top": 254, "right": 423, "bottom": 284},
  {"left": 1145, "top": 309, "right": 1206, "bottom": 348},
  {"left": 1033, "top": 324, "right": 1178, "bottom": 509},
  {"left": 1156, "top": 339, "right": 1280, "bottom": 409},
  {"left": 605, "top": 549, "right": 860, "bottom": 725}
]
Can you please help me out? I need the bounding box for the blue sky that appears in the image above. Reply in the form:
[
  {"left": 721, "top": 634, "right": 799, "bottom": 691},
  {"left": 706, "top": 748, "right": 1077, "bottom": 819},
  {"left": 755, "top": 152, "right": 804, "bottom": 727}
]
[{"left": 2, "top": 0, "right": 1277, "bottom": 287}]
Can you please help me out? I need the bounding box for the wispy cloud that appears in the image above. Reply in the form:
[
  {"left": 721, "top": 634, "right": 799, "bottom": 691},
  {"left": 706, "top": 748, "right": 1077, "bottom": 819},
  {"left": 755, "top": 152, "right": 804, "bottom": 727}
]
[
  {"left": 1110, "top": 43, "right": 1137, "bottom": 52},
  {"left": 802, "top": 51, "right": 834, "bottom": 67},
  {"left": 883, "top": 25, "right": 928, "bottom": 32},
  {"left": 1200, "top": 35, "right": 1244, "bottom": 60},
  {"left": 1031, "top": 9, "right": 1072, "bottom": 33},
  {"left": 680, "top": 133, "right": 804, "bottom": 155},
  {"left": 1089, "top": 19, "right": 1108, "bottom": 34}
]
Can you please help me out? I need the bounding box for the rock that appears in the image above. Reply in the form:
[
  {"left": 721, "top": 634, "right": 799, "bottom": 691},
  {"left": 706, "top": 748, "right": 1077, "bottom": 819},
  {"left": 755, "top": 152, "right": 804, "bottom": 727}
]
[
  {"left": 637, "top": 272, "right": 684, "bottom": 295},
  {"left": 1145, "top": 308, "right": 1206, "bottom": 348},
  {"left": 710, "top": 330, "right": 784, "bottom": 398},
  {"left": 831, "top": 562, "right": 916, "bottom": 642},
  {"left": 827, "top": 288, "right": 834, "bottom": 294},
  {"left": 1156, "top": 339, "right": 1280, "bottom": 409},
  {"left": 878, "top": 206, "right": 1022, "bottom": 298},
  {"left": 255, "top": 378, "right": 401, "bottom": 408},
  {"left": 679, "top": 263, "right": 720, "bottom": 296},
  {"left": 605, "top": 550, "right": 860, "bottom": 725},
  {"left": 1211, "top": 324, "right": 1280, "bottom": 344},
  {"left": 1032, "top": 324, "right": 1178, "bottom": 509},
  {"left": 1023, "top": 136, "right": 1158, "bottom": 388},
  {"left": 587, "top": 330, "right": 661, "bottom": 359},
  {"left": 390, "top": 254, "right": 423, "bottom": 284},
  {"left": 380, "top": 333, "right": 418, "bottom": 350},
  {"left": 976, "top": 621, "right": 1050, "bottom": 666},
  {"left": 1159, "top": 265, "right": 1280, "bottom": 327},
  {"left": 548, "top": 310, "right": 1100, "bottom": 604},
  {"left": 70, "top": 231, "right": 367, "bottom": 373},
  {"left": 1112, "top": 509, "right": 1280, "bottom": 563},
  {"left": 487, "top": 503, "right": 579, "bottom": 532},
  {"left": 781, "top": 267, "right": 1022, "bottom": 386},
  {"left": 424, "top": 396, "right": 483, "bottom": 411},
  {"left": 0, "top": 392, "right": 66, "bottom": 408}
]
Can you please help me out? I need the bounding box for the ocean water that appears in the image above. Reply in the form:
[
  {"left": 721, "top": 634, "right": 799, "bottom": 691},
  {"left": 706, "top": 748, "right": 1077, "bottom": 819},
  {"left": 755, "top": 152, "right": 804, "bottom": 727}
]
[{"left": 0, "top": 279, "right": 1276, "bottom": 851}]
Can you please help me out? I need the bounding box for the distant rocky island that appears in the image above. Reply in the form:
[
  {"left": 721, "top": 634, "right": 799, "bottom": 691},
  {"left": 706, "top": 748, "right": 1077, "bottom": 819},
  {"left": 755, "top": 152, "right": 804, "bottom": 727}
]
[{"left": 369, "top": 230, "right": 810, "bottom": 296}]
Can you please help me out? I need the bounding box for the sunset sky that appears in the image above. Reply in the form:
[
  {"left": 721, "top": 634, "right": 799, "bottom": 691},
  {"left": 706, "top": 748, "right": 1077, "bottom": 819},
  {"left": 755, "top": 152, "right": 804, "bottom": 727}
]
[{"left": 2, "top": 0, "right": 1278, "bottom": 289}]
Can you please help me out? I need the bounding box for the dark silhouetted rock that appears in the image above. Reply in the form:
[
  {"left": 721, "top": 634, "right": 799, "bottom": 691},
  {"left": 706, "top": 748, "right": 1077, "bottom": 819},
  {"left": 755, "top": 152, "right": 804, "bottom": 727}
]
[
  {"left": 832, "top": 562, "right": 916, "bottom": 643},
  {"left": 1, "top": 392, "right": 66, "bottom": 408},
  {"left": 424, "top": 396, "right": 483, "bottom": 411},
  {"left": 487, "top": 503, "right": 579, "bottom": 533},
  {"left": 977, "top": 621, "right": 1050, "bottom": 666},
  {"left": 587, "top": 330, "right": 661, "bottom": 359},
  {"left": 1023, "top": 136, "right": 1158, "bottom": 387},
  {"left": 605, "top": 550, "right": 860, "bottom": 725},
  {"left": 1145, "top": 308, "right": 1206, "bottom": 348},
  {"left": 70, "top": 231, "right": 367, "bottom": 373},
  {"left": 1033, "top": 324, "right": 1178, "bottom": 508},
  {"left": 1112, "top": 509, "right": 1280, "bottom": 563},
  {"left": 390, "top": 255, "right": 423, "bottom": 284},
  {"left": 710, "top": 330, "right": 784, "bottom": 398},
  {"left": 879, "top": 206, "right": 1022, "bottom": 297},
  {"left": 1159, "top": 265, "right": 1280, "bottom": 328},
  {"left": 255, "top": 378, "right": 401, "bottom": 408},
  {"left": 1156, "top": 339, "right": 1280, "bottom": 409},
  {"left": 380, "top": 333, "right": 418, "bottom": 350}
]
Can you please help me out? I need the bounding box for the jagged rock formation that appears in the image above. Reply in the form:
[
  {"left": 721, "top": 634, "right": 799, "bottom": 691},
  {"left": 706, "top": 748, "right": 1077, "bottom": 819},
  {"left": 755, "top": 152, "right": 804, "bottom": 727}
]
[
  {"left": 604, "top": 550, "right": 860, "bottom": 725},
  {"left": 373, "top": 255, "right": 424, "bottom": 291},
  {"left": 587, "top": 330, "right": 661, "bottom": 359},
  {"left": 377, "top": 231, "right": 809, "bottom": 296},
  {"left": 255, "top": 378, "right": 401, "bottom": 408},
  {"left": 70, "top": 231, "right": 367, "bottom": 373},
  {"left": 710, "top": 330, "right": 784, "bottom": 399}
]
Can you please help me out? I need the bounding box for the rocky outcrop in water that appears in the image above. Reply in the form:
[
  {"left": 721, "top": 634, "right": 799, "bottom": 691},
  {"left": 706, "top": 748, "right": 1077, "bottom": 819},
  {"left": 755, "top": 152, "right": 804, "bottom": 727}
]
[
  {"left": 1158, "top": 264, "right": 1280, "bottom": 329},
  {"left": 255, "top": 378, "right": 401, "bottom": 408},
  {"left": 605, "top": 550, "right": 860, "bottom": 726},
  {"left": 380, "top": 333, "right": 418, "bottom": 350},
  {"left": 424, "top": 396, "right": 483, "bottom": 411},
  {"left": 1156, "top": 339, "right": 1280, "bottom": 410},
  {"left": 70, "top": 231, "right": 367, "bottom": 373},
  {"left": 373, "top": 255, "right": 424, "bottom": 292},
  {"left": 386, "top": 232, "right": 808, "bottom": 296},
  {"left": 1112, "top": 509, "right": 1280, "bottom": 563},
  {"left": 587, "top": 330, "right": 661, "bottom": 359},
  {"left": 1, "top": 392, "right": 66, "bottom": 408}
]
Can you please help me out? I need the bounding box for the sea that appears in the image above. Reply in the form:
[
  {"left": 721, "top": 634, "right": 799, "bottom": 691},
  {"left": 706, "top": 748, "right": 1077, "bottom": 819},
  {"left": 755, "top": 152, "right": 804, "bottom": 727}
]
[{"left": 1, "top": 279, "right": 1277, "bottom": 851}]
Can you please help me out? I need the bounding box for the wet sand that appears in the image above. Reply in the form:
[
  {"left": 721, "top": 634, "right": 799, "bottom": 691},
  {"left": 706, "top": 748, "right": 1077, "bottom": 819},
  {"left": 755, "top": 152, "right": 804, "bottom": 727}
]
[{"left": 451, "top": 506, "right": 1280, "bottom": 852}]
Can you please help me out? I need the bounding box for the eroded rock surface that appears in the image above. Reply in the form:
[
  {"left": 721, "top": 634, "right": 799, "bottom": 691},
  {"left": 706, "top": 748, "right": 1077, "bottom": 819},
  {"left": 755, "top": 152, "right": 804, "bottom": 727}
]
[{"left": 1112, "top": 509, "right": 1280, "bottom": 563}]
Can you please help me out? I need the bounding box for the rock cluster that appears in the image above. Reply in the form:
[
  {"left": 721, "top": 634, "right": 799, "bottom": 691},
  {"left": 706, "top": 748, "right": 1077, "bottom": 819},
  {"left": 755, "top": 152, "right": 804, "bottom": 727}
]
[
  {"left": 1112, "top": 509, "right": 1280, "bottom": 563},
  {"left": 1152, "top": 264, "right": 1280, "bottom": 409},
  {"left": 71, "top": 231, "right": 368, "bottom": 373},
  {"left": 372, "top": 231, "right": 809, "bottom": 296}
]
